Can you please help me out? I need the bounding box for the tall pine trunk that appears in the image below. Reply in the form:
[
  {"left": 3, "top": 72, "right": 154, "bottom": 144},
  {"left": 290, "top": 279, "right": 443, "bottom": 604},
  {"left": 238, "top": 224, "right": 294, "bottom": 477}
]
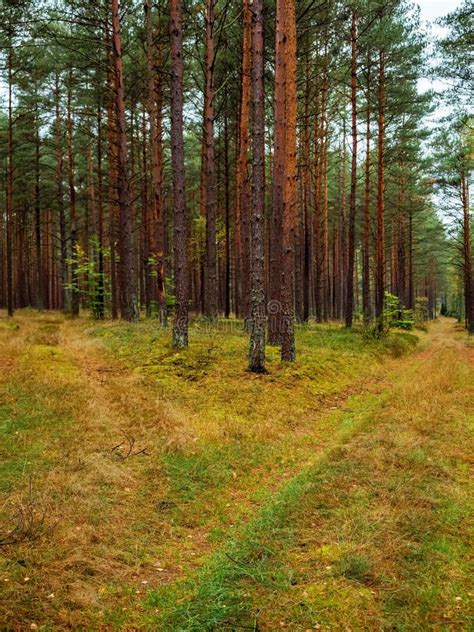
[
  {"left": 203, "top": 0, "right": 218, "bottom": 322},
  {"left": 111, "top": 0, "right": 139, "bottom": 321},
  {"left": 223, "top": 107, "right": 231, "bottom": 319},
  {"left": 362, "top": 53, "right": 371, "bottom": 323},
  {"left": 6, "top": 48, "right": 14, "bottom": 317},
  {"left": 106, "top": 33, "right": 119, "bottom": 320},
  {"left": 66, "top": 74, "right": 79, "bottom": 317},
  {"left": 54, "top": 75, "right": 69, "bottom": 313},
  {"left": 268, "top": 0, "right": 286, "bottom": 345},
  {"left": 170, "top": 0, "right": 189, "bottom": 348},
  {"left": 302, "top": 50, "right": 313, "bottom": 322},
  {"left": 34, "top": 110, "right": 43, "bottom": 312},
  {"left": 375, "top": 49, "right": 385, "bottom": 328},
  {"left": 96, "top": 102, "right": 105, "bottom": 319},
  {"left": 235, "top": 0, "right": 251, "bottom": 320},
  {"left": 461, "top": 171, "right": 473, "bottom": 333},
  {"left": 145, "top": 0, "right": 167, "bottom": 325},
  {"left": 345, "top": 7, "right": 358, "bottom": 327},
  {"left": 280, "top": 0, "right": 297, "bottom": 361},
  {"left": 248, "top": 0, "right": 266, "bottom": 373}
]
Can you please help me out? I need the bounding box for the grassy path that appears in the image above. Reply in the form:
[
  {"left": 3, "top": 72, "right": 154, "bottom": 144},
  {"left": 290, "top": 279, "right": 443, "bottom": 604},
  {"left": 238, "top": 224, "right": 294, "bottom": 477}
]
[
  {"left": 0, "top": 313, "right": 472, "bottom": 630},
  {"left": 152, "top": 318, "right": 473, "bottom": 630}
]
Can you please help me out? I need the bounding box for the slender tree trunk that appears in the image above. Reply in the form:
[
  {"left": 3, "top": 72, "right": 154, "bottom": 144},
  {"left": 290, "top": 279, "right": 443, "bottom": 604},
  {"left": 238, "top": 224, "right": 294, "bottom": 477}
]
[
  {"left": 67, "top": 74, "right": 79, "bottom": 317},
  {"left": 322, "top": 112, "right": 329, "bottom": 320},
  {"left": 269, "top": 0, "right": 287, "bottom": 345},
  {"left": 170, "top": 0, "right": 189, "bottom": 348},
  {"left": 362, "top": 53, "right": 371, "bottom": 323},
  {"left": 86, "top": 140, "right": 97, "bottom": 313},
  {"left": 408, "top": 208, "right": 414, "bottom": 310},
  {"left": 203, "top": 0, "right": 218, "bottom": 322},
  {"left": 316, "top": 53, "right": 329, "bottom": 321},
  {"left": 6, "top": 49, "right": 14, "bottom": 317},
  {"left": 224, "top": 108, "right": 231, "bottom": 319},
  {"left": 375, "top": 49, "right": 385, "bottom": 328},
  {"left": 111, "top": 0, "right": 139, "bottom": 321},
  {"left": 54, "top": 74, "right": 69, "bottom": 313},
  {"left": 235, "top": 0, "right": 251, "bottom": 320},
  {"left": 302, "top": 50, "right": 312, "bottom": 322},
  {"left": 280, "top": 0, "right": 297, "bottom": 361},
  {"left": 34, "top": 109, "right": 43, "bottom": 312},
  {"left": 461, "top": 171, "right": 473, "bottom": 333},
  {"left": 345, "top": 7, "right": 358, "bottom": 327},
  {"left": 106, "top": 36, "right": 119, "bottom": 320},
  {"left": 313, "top": 93, "right": 322, "bottom": 321},
  {"left": 339, "top": 122, "right": 347, "bottom": 320},
  {"left": 248, "top": 0, "right": 266, "bottom": 372},
  {"left": 145, "top": 0, "right": 167, "bottom": 325},
  {"left": 96, "top": 102, "right": 105, "bottom": 319},
  {"left": 397, "top": 163, "right": 407, "bottom": 307},
  {"left": 140, "top": 107, "right": 152, "bottom": 318}
]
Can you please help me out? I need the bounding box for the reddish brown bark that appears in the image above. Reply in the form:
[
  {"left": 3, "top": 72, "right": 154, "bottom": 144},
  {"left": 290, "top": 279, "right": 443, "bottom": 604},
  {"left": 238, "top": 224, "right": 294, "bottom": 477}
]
[
  {"left": 315, "top": 58, "right": 329, "bottom": 322},
  {"left": 235, "top": 0, "right": 251, "bottom": 320},
  {"left": 345, "top": 7, "right": 358, "bottom": 327},
  {"left": 203, "top": 0, "right": 218, "bottom": 322},
  {"left": 223, "top": 107, "right": 231, "bottom": 319},
  {"left": 302, "top": 51, "right": 313, "bottom": 322},
  {"left": 34, "top": 110, "right": 43, "bottom": 312},
  {"left": 408, "top": 208, "right": 414, "bottom": 311},
  {"left": 111, "top": 0, "right": 139, "bottom": 321},
  {"left": 268, "top": 0, "right": 287, "bottom": 345},
  {"left": 145, "top": 0, "right": 167, "bottom": 325},
  {"left": 313, "top": 92, "right": 323, "bottom": 322},
  {"left": 6, "top": 48, "right": 14, "bottom": 317},
  {"left": 461, "top": 170, "right": 473, "bottom": 333},
  {"left": 321, "top": 110, "right": 329, "bottom": 321},
  {"left": 170, "top": 0, "right": 189, "bottom": 348},
  {"left": 375, "top": 49, "right": 385, "bottom": 326},
  {"left": 54, "top": 74, "right": 68, "bottom": 313},
  {"left": 362, "top": 53, "right": 371, "bottom": 323},
  {"left": 66, "top": 73, "right": 79, "bottom": 318},
  {"left": 248, "top": 0, "right": 266, "bottom": 372},
  {"left": 280, "top": 0, "right": 297, "bottom": 361},
  {"left": 140, "top": 107, "right": 152, "bottom": 317},
  {"left": 106, "top": 49, "right": 119, "bottom": 320},
  {"left": 338, "top": 122, "right": 347, "bottom": 320},
  {"left": 96, "top": 102, "right": 105, "bottom": 319}
]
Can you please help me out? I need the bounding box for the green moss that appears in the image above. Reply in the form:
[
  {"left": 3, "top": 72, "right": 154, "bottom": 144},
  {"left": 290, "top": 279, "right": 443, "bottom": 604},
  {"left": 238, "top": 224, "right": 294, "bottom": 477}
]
[
  {"left": 334, "top": 552, "right": 373, "bottom": 582},
  {"left": 163, "top": 451, "right": 234, "bottom": 501},
  {"left": 0, "top": 383, "right": 71, "bottom": 492}
]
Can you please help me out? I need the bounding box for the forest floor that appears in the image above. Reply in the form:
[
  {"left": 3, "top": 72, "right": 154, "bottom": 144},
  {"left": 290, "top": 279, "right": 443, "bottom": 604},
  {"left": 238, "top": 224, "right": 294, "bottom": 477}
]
[{"left": 0, "top": 311, "right": 472, "bottom": 631}]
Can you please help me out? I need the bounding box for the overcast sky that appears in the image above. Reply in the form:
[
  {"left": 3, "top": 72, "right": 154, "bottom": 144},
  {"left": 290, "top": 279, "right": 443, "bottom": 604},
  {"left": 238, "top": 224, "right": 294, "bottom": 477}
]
[
  {"left": 415, "top": 0, "right": 463, "bottom": 112},
  {"left": 416, "top": 0, "right": 462, "bottom": 23}
]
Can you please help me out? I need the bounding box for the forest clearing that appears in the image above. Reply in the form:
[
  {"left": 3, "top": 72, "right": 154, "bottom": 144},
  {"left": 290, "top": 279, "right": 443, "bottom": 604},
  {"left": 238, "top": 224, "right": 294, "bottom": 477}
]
[
  {"left": 0, "top": 313, "right": 473, "bottom": 629},
  {"left": 1, "top": 0, "right": 473, "bottom": 628}
]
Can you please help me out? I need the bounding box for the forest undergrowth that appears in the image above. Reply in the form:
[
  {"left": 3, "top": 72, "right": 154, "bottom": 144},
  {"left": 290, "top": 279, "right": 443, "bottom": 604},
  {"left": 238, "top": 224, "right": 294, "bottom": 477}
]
[{"left": 0, "top": 311, "right": 472, "bottom": 630}]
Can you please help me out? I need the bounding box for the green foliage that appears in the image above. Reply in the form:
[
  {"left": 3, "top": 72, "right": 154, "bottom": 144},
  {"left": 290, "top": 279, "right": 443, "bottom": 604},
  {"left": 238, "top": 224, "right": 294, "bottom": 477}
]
[
  {"left": 384, "top": 292, "right": 414, "bottom": 331},
  {"left": 66, "top": 241, "right": 110, "bottom": 319},
  {"left": 364, "top": 293, "right": 414, "bottom": 339},
  {"left": 414, "top": 296, "right": 429, "bottom": 329}
]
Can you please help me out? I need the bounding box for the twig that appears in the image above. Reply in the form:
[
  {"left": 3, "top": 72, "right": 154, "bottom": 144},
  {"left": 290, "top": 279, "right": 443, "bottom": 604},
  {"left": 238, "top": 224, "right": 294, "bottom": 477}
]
[
  {"left": 0, "top": 477, "right": 47, "bottom": 547},
  {"left": 111, "top": 429, "right": 149, "bottom": 459}
]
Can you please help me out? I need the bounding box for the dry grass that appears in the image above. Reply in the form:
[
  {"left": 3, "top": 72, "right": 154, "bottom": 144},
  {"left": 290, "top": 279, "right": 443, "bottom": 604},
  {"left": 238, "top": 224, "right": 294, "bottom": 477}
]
[
  {"left": 155, "top": 318, "right": 472, "bottom": 630},
  {"left": 1, "top": 311, "right": 469, "bottom": 630}
]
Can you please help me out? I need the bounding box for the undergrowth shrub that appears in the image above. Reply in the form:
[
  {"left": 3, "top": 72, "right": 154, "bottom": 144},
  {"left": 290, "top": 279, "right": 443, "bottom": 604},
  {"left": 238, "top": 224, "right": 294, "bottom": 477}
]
[
  {"left": 363, "top": 292, "right": 414, "bottom": 339},
  {"left": 414, "top": 296, "right": 429, "bottom": 331}
]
